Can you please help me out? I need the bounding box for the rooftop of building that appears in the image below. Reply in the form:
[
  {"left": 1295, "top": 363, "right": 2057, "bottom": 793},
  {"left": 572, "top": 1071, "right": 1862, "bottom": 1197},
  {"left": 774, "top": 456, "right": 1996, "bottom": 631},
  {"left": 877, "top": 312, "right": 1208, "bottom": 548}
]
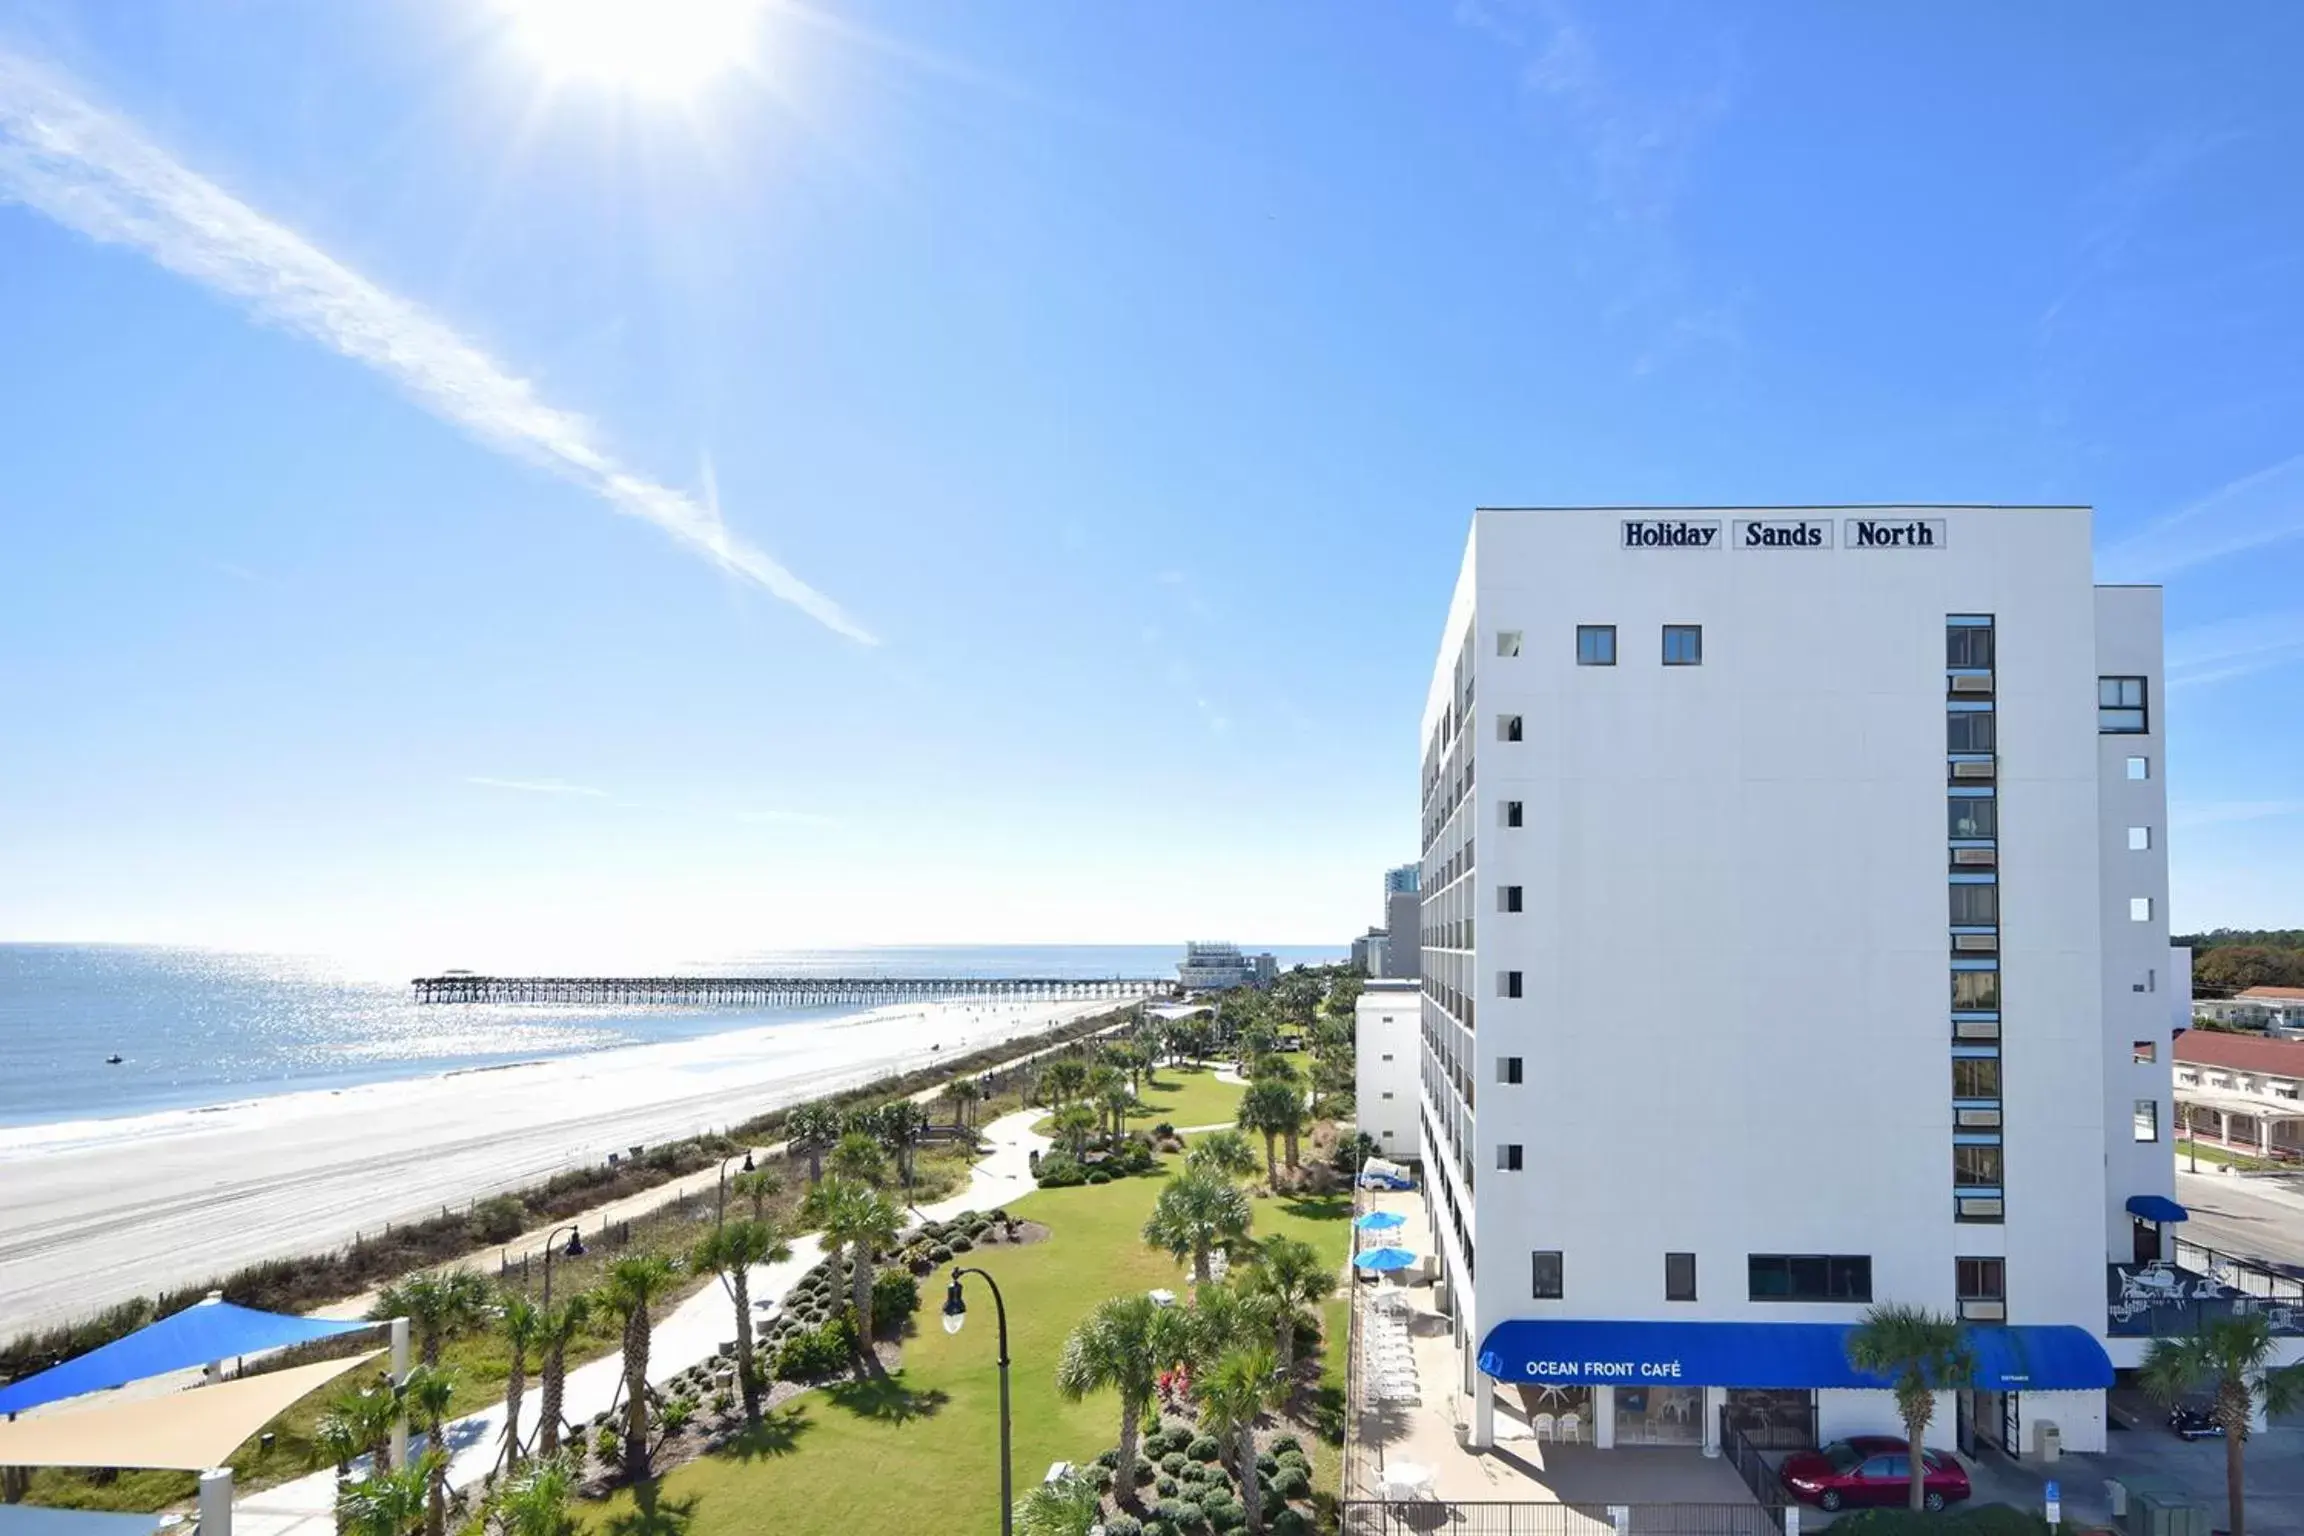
[
  {"left": 1359, "top": 978, "right": 1420, "bottom": 994},
  {"left": 2236, "top": 986, "right": 2304, "bottom": 1002},
  {"left": 2173, "top": 1029, "right": 2304, "bottom": 1076}
]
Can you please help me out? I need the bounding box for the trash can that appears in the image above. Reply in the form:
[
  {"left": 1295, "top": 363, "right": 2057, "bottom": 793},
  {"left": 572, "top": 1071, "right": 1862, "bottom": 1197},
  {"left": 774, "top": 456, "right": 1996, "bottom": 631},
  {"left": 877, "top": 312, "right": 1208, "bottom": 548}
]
[
  {"left": 2034, "top": 1419, "right": 2061, "bottom": 1462},
  {"left": 2104, "top": 1477, "right": 2128, "bottom": 1517}
]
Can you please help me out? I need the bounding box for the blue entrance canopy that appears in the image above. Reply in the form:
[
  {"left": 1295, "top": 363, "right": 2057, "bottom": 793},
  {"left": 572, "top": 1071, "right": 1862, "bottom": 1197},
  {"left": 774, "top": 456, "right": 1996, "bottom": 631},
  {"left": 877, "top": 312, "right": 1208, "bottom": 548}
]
[
  {"left": 2126, "top": 1194, "right": 2189, "bottom": 1224},
  {"left": 1353, "top": 1211, "right": 1406, "bottom": 1231},
  {"left": 1476, "top": 1319, "right": 2113, "bottom": 1392},
  {"left": 0, "top": 1298, "right": 377, "bottom": 1415}
]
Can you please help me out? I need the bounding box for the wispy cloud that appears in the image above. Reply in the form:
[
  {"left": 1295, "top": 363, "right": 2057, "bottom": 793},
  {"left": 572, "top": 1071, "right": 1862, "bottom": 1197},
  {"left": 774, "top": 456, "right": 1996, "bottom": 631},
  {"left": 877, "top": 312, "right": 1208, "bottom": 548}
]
[
  {"left": 464, "top": 776, "right": 610, "bottom": 798},
  {"left": 0, "top": 50, "right": 875, "bottom": 645},
  {"left": 2164, "top": 608, "right": 2304, "bottom": 690},
  {"left": 2171, "top": 800, "right": 2304, "bottom": 832},
  {"left": 2100, "top": 453, "right": 2304, "bottom": 582}
]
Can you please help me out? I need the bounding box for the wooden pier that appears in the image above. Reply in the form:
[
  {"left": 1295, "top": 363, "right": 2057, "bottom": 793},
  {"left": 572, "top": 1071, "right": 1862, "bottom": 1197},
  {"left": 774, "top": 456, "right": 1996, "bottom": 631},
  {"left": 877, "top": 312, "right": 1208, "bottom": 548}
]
[{"left": 410, "top": 974, "right": 1175, "bottom": 1006}]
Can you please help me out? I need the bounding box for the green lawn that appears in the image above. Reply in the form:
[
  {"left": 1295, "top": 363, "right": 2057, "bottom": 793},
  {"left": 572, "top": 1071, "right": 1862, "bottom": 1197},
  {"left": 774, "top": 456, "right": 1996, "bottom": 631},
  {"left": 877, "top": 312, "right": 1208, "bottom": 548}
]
[
  {"left": 578, "top": 1163, "right": 1353, "bottom": 1536},
  {"left": 1033, "top": 1064, "right": 1249, "bottom": 1136},
  {"left": 2175, "top": 1139, "right": 2287, "bottom": 1172}
]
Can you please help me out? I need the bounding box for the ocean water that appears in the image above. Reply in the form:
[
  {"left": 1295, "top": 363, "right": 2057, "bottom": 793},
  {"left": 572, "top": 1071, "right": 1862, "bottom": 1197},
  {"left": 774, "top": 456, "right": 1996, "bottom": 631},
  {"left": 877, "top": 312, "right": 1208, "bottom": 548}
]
[{"left": 0, "top": 943, "right": 1341, "bottom": 1128}]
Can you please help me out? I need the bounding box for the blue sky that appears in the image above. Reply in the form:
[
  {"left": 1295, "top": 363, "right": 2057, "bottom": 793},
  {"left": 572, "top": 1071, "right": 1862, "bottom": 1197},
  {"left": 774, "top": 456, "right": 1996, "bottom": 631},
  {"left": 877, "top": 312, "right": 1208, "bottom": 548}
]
[{"left": 1, "top": 0, "right": 2299, "bottom": 967}]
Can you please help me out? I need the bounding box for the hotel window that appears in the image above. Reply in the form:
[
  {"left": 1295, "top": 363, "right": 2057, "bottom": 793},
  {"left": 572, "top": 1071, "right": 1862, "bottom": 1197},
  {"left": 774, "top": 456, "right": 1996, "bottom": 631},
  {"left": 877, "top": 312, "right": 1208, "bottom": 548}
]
[
  {"left": 1500, "top": 886, "right": 1523, "bottom": 913},
  {"left": 1503, "top": 800, "right": 1524, "bottom": 828},
  {"left": 1576, "top": 625, "right": 1617, "bottom": 666},
  {"left": 1498, "top": 1056, "right": 1523, "bottom": 1084},
  {"left": 1956, "top": 1257, "right": 2005, "bottom": 1319},
  {"left": 2131, "top": 897, "right": 2154, "bottom": 922},
  {"left": 1666, "top": 1252, "right": 1697, "bottom": 1302},
  {"left": 1946, "top": 622, "right": 1994, "bottom": 668},
  {"left": 1500, "top": 971, "right": 1523, "bottom": 999},
  {"left": 2127, "top": 756, "right": 2150, "bottom": 780},
  {"left": 1949, "top": 798, "right": 1997, "bottom": 839},
  {"left": 1531, "top": 1250, "right": 1564, "bottom": 1299},
  {"left": 1953, "top": 1057, "right": 2002, "bottom": 1100},
  {"left": 1949, "top": 884, "right": 1998, "bottom": 925},
  {"left": 2129, "top": 826, "right": 2152, "bottom": 851},
  {"left": 1947, "top": 712, "right": 1995, "bottom": 752},
  {"left": 1498, "top": 714, "right": 1523, "bottom": 742},
  {"left": 1954, "top": 1144, "right": 2003, "bottom": 1188},
  {"left": 2099, "top": 676, "right": 2148, "bottom": 733},
  {"left": 1952, "top": 970, "right": 2001, "bottom": 1011},
  {"left": 1662, "top": 624, "right": 1703, "bottom": 666},
  {"left": 1498, "top": 630, "right": 1524, "bottom": 658},
  {"left": 2135, "top": 1099, "right": 2160, "bottom": 1142},
  {"left": 2134, "top": 1040, "right": 2157, "bottom": 1064},
  {"left": 1497, "top": 1144, "right": 1524, "bottom": 1172},
  {"left": 1747, "top": 1254, "right": 1872, "bottom": 1303}
]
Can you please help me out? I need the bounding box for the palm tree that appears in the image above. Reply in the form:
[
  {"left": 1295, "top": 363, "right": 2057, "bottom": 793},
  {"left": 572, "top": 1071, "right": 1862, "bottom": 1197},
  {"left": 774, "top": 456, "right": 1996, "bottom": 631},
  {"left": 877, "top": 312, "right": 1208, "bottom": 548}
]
[
  {"left": 1054, "top": 1294, "right": 1184, "bottom": 1509},
  {"left": 318, "top": 1385, "right": 399, "bottom": 1535},
  {"left": 487, "top": 1455, "right": 575, "bottom": 1536},
  {"left": 342, "top": 1453, "right": 437, "bottom": 1536},
  {"left": 1014, "top": 1472, "right": 1103, "bottom": 1536},
  {"left": 1241, "top": 1237, "right": 1337, "bottom": 1377},
  {"left": 692, "top": 1217, "right": 792, "bottom": 1424},
  {"left": 398, "top": 1366, "right": 455, "bottom": 1536},
  {"left": 784, "top": 1102, "right": 840, "bottom": 1184},
  {"left": 1051, "top": 1103, "right": 1099, "bottom": 1158},
  {"left": 874, "top": 1100, "right": 932, "bottom": 1189},
  {"left": 1186, "top": 1130, "right": 1259, "bottom": 1183},
  {"left": 1843, "top": 1304, "right": 1974, "bottom": 1512},
  {"left": 2141, "top": 1311, "right": 2304, "bottom": 1536},
  {"left": 595, "top": 1253, "right": 680, "bottom": 1482},
  {"left": 941, "top": 1076, "right": 982, "bottom": 1129},
  {"left": 730, "top": 1167, "right": 784, "bottom": 1223},
  {"left": 532, "top": 1296, "right": 589, "bottom": 1458},
  {"left": 1098, "top": 1077, "right": 1136, "bottom": 1140},
  {"left": 828, "top": 1129, "right": 890, "bottom": 1188},
  {"left": 1192, "top": 1345, "right": 1288, "bottom": 1534},
  {"left": 1181, "top": 1282, "right": 1278, "bottom": 1372},
  {"left": 1236, "top": 1079, "right": 1301, "bottom": 1183},
  {"left": 1236, "top": 1022, "right": 1281, "bottom": 1072},
  {"left": 802, "top": 1175, "right": 902, "bottom": 1353},
  {"left": 1142, "top": 1169, "right": 1253, "bottom": 1285},
  {"left": 496, "top": 1292, "right": 542, "bottom": 1470},
  {"left": 1040, "top": 1058, "right": 1089, "bottom": 1107},
  {"left": 374, "top": 1271, "right": 493, "bottom": 1368}
]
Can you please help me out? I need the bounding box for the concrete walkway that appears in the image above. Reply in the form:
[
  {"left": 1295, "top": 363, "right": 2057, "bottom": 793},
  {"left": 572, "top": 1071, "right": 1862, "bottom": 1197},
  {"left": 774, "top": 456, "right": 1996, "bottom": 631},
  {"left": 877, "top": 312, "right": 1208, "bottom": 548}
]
[{"left": 233, "top": 1110, "right": 1055, "bottom": 1536}]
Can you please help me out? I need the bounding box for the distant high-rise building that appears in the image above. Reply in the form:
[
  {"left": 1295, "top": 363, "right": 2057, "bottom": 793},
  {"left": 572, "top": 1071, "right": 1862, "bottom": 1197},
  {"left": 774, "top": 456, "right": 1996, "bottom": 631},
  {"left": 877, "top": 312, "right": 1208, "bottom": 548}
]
[
  {"left": 1177, "top": 941, "right": 1278, "bottom": 991},
  {"left": 1381, "top": 888, "right": 1420, "bottom": 980},
  {"left": 1384, "top": 863, "right": 1421, "bottom": 896}
]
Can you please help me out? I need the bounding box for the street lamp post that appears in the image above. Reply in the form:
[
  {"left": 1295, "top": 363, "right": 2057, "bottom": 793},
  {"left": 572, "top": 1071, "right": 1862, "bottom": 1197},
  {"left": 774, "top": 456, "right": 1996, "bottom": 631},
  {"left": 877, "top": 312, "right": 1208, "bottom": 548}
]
[
  {"left": 943, "top": 1267, "right": 1013, "bottom": 1536},
  {"left": 716, "top": 1149, "right": 758, "bottom": 1226},
  {"left": 540, "top": 1224, "right": 585, "bottom": 1306}
]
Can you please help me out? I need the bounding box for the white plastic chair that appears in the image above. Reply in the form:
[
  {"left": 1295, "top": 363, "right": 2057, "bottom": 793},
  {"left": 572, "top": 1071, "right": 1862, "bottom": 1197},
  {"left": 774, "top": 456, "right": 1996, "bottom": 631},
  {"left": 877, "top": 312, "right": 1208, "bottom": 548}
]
[
  {"left": 1557, "top": 1412, "right": 1582, "bottom": 1443},
  {"left": 1531, "top": 1413, "right": 1555, "bottom": 1441}
]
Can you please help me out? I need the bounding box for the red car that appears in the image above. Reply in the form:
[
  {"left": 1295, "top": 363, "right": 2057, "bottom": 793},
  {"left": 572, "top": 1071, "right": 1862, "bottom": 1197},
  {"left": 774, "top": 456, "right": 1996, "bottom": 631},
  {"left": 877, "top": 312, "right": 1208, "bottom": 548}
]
[{"left": 1780, "top": 1436, "right": 1972, "bottom": 1513}]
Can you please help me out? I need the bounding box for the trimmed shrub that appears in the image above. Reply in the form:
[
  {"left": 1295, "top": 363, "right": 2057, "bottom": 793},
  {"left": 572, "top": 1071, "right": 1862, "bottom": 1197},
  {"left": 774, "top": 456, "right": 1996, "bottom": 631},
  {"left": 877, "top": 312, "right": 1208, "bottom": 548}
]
[
  {"left": 1095, "top": 1447, "right": 1122, "bottom": 1469},
  {"left": 1256, "top": 1452, "right": 1277, "bottom": 1476},
  {"left": 772, "top": 1317, "right": 852, "bottom": 1380},
  {"left": 1206, "top": 1498, "right": 1246, "bottom": 1532},
  {"left": 949, "top": 1233, "right": 975, "bottom": 1253},
  {"left": 1035, "top": 1152, "right": 1087, "bottom": 1188},
  {"left": 591, "top": 1424, "right": 619, "bottom": 1463},
  {"left": 1269, "top": 1511, "right": 1311, "bottom": 1536},
  {"left": 1104, "top": 1518, "right": 1144, "bottom": 1536},
  {"left": 1160, "top": 1451, "right": 1188, "bottom": 1476},
  {"left": 1269, "top": 1467, "right": 1310, "bottom": 1500},
  {"left": 1156, "top": 1475, "right": 1178, "bottom": 1498},
  {"left": 871, "top": 1268, "right": 920, "bottom": 1323},
  {"left": 1088, "top": 1169, "right": 1113, "bottom": 1184},
  {"left": 1133, "top": 1458, "right": 1157, "bottom": 1486},
  {"left": 1268, "top": 1432, "right": 1303, "bottom": 1457},
  {"left": 1153, "top": 1500, "right": 1192, "bottom": 1526},
  {"left": 1187, "top": 1434, "right": 1221, "bottom": 1463},
  {"left": 1090, "top": 1465, "right": 1115, "bottom": 1492},
  {"left": 466, "top": 1196, "right": 528, "bottom": 1244},
  {"left": 929, "top": 1242, "right": 953, "bottom": 1263}
]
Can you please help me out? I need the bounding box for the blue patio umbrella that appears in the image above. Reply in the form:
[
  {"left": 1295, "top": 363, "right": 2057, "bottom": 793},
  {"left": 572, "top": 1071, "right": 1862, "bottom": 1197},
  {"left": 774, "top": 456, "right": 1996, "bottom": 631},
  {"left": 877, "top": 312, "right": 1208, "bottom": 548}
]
[
  {"left": 1353, "top": 1211, "right": 1406, "bottom": 1232},
  {"left": 1354, "top": 1246, "right": 1420, "bottom": 1272}
]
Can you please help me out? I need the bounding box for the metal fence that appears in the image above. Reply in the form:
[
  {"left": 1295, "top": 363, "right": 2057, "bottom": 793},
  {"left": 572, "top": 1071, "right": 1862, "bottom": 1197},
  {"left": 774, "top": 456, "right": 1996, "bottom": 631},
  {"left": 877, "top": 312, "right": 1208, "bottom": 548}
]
[
  {"left": 1718, "top": 1421, "right": 1791, "bottom": 1534},
  {"left": 2172, "top": 1236, "right": 2304, "bottom": 1300},
  {"left": 1718, "top": 1399, "right": 1816, "bottom": 1452},
  {"left": 1340, "top": 1502, "right": 1787, "bottom": 1536}
]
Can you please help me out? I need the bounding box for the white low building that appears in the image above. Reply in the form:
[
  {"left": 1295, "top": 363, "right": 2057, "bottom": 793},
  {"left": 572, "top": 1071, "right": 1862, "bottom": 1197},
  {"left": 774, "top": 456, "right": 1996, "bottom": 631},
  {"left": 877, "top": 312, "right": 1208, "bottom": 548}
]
[
  {"left": 1355, "top": 979, "right": 1422, "bottom": 1159},
  {"left": 1414, "top": 505, "right": 2224, "bottom": 1463}
]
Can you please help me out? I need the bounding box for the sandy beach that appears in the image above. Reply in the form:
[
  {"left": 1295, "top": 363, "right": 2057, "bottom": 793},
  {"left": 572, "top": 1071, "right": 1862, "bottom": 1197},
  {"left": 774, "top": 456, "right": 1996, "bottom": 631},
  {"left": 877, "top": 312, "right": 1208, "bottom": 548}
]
[{"left": 0, "top": 997, "right": 1108, "bottom": 1338}]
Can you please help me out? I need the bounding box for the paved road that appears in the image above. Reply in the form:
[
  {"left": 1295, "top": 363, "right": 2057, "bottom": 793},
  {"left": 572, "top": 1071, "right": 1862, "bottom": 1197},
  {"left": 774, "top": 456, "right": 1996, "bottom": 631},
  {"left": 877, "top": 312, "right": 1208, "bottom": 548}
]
[{"left": 2173, "top": 1169, "right": 2304, "bottom": 1270}]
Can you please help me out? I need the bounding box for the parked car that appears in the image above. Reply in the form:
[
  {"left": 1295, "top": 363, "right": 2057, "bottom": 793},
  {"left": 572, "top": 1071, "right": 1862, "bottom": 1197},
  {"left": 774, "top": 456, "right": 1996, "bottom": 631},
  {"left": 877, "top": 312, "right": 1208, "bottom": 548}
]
[
  {"left": 2169, "top": 1402, "right": 2225, "bottom": 1440},
  {"left": 1780, "top": 1436, "right": 1973, "bottom": 1513}
]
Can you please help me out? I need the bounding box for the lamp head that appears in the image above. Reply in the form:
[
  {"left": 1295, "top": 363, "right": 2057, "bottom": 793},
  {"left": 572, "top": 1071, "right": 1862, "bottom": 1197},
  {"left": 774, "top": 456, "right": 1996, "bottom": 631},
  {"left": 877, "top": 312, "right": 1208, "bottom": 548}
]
[
  {"left": 742, "top": 1151, "right": 756, "bottom": 1172},
  {"left": 563, "top": 1228, "right": 586, "bottom": 1259},
  {"left": 941, "top": 1273, "right": 967, "bottom": 1336}
]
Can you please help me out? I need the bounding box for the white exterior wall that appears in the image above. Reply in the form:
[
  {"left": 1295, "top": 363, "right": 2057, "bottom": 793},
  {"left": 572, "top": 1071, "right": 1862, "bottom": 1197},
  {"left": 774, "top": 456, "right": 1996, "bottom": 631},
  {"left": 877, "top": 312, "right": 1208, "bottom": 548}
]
[
  {"left": 1356, "top": 984, "right": 1422, "bottom": 1158},
  {"left": 1418, "top": 508, "right": 2150, "bottom": 1457},
  {"left": 2096, "top": 587, "right": 2175, "bottom": 1263}
]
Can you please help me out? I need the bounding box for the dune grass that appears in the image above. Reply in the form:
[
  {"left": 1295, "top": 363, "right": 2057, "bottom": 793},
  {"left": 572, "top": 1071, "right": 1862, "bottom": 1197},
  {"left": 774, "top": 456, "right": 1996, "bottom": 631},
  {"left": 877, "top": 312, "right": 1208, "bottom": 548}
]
[{"left": 576, "top": 1161, "right": 1352, "bottom": 1536}]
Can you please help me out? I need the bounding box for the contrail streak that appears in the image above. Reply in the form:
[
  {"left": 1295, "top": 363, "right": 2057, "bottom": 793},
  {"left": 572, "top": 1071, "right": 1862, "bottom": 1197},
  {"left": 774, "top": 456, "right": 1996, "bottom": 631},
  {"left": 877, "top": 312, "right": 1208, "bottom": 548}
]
[{"left": 0, "top": 50, "right": 875, "bottom": 644}]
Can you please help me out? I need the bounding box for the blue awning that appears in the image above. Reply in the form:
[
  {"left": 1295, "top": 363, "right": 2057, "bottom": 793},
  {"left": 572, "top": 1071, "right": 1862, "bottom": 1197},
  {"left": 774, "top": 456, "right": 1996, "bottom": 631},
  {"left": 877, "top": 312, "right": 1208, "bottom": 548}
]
[
  {"left": 0, "top": 1298, "right": 378, "bottom": 1415},
  {"left": 1475, "top": 1319, "right": 2113, "bottom": 1392},
  {"left": 2127, "top": 1194, "right": 2189, "bottom": 1224}
]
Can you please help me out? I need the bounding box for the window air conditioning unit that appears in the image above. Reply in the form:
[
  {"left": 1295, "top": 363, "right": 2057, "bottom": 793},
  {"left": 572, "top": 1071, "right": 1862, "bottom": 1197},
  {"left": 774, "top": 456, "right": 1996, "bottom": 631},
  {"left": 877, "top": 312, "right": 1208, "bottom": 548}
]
[
  {"left": 1951, "top": 760, "right": 1997, "bottom": 781},
  {"left": 1959, "top": 1299, "right": 2007, "bottom": 1322},
  {"left": 1954, "top": 1020, "right": 2002, "bottom": 1041},
  {"left": 1953, "top": 847, "right": 1998, "bottom": 867},
  {"left": 1954, "top": 933, "right": 1999, "bottom": 953},
  {"left": 1950, "top": 674, "right": 1995, "bottom": 695},
  {"left": 1957, "top": 1107, "right": 2003, "bottom": 1129},
  {"left": 1957, "top": 1197, "right": 2005, "bottom": 1221}
]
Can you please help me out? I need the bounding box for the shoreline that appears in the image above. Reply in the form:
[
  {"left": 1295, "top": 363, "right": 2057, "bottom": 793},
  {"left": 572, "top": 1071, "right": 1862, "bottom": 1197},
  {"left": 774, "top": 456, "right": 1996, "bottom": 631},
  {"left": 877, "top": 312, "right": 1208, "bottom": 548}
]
[{"left": 0, "top": 996, "right": 1111, "bottom": 1337}]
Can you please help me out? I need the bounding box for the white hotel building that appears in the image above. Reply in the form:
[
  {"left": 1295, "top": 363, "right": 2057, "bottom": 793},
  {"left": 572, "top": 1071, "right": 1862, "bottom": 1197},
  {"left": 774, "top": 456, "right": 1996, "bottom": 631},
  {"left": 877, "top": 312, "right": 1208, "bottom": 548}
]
[{"left": 1415, "top": 505, "right": 2193, "bottom": 1461}]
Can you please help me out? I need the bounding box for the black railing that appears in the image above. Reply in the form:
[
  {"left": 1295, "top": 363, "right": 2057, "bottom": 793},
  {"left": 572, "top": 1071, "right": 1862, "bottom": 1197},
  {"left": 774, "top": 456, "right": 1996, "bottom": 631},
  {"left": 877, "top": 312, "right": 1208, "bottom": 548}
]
[
  {"left": 2107, "top": 1261, "right": 2304, "bottom": 1337},
  {"left": 1719, "top": 1419, "right": 1792, "bottom": 1533},
  {"left": 1718, "top": 1399, "right": 1816, "bottom": 1452},
  {"left": 2171, "top": 1237, "right": 2304, "bottom": 1300},
  {"left": 1341, "top": 1503, "right": 1784, "bottom": 1536}
]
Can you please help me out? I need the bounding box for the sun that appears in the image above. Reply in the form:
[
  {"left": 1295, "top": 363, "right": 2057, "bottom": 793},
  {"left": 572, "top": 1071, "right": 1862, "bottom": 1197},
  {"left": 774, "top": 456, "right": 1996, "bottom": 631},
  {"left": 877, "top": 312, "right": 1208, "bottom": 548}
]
[{"left": 498, "top": 0, "right": 763, "bottom": 97}]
